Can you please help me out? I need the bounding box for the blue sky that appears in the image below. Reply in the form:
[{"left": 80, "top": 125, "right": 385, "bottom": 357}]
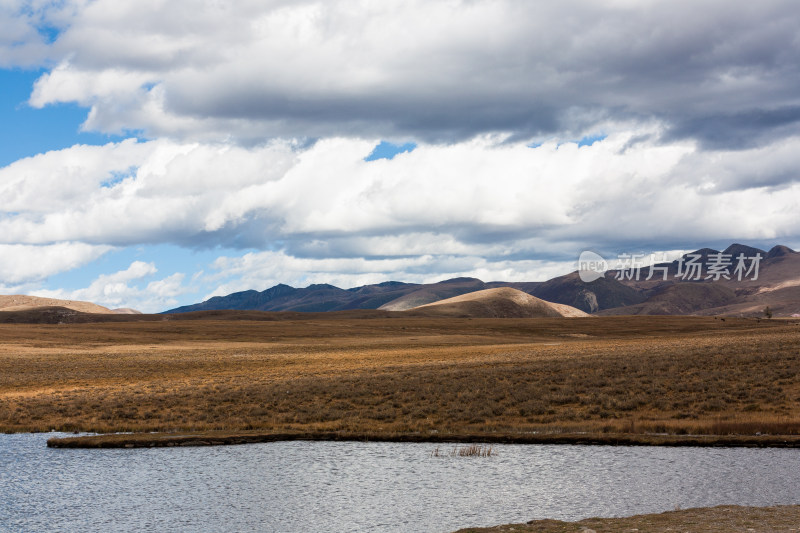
[
  {"left": 1, "top": 1, "right": 799, "bottom": 312},
  {"left": 0, "top": 69, "right": 120, "bottom": 166}
]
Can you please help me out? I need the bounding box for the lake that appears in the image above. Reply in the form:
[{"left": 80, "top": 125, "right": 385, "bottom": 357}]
[{"left": 2, "top": 433, "right": 799, "bottom": 532}]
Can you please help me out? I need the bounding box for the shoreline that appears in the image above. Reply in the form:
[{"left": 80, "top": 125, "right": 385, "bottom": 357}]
[
  {"left": 454, "top": 505, "right": 800, "bottom": 532},
  {"left": 45, "top": 430, "right": 800, "bottom": 448}
]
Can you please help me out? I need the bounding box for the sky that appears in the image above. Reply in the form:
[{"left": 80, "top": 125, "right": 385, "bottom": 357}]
[{"left": 1, "top": 0, "right": 799, "bottom": 312}]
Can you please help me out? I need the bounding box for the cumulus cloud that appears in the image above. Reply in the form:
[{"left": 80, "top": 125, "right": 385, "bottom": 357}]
[
  {"left": 0, "top": 1, "right": 48, "bottom": 67},
  {"left": 0, "top": 0, "right": 86, "bottom": 67},
  {"left": 33, "top": 261, "right": 188, "bottom": 312},
  {"left": 0, "top": 242, "right": 111, "bottom": 284},
  {"left": 2, "top": 133, "right": 798, "bottom": 275},
  {"left": 13, "top": 0, "right": 799, "bottom": 147},
  {"left": 0, "top": 138, "right": 299, "bottom": 245}
]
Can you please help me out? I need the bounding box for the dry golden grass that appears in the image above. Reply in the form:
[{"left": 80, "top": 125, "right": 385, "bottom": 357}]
[
  {"left": 455, "top": 505, "right": 800, "bottom": 532},
  {"left": 2, "top": 315, "right": 800, "bottom": 437},
  {"left": 431, "top": 444, "right": 493, "bottom": 457}
]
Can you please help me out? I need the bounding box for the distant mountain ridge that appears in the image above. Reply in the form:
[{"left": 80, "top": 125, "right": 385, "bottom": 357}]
[
  {"left": 166, "top": 278, "right": 487, "bottom": 314},
  {"left": 164, "top": 244, "right": 800, "bottom": 317}
]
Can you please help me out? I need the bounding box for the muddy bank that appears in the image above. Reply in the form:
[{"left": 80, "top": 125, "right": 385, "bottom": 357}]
[{"left": 46, "top": 430, "right": 800, "bottom": 449}]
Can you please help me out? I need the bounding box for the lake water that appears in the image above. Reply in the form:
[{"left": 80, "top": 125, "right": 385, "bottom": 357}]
[{"left": 1, "top": 433, "right": 799, "bottom": 532}]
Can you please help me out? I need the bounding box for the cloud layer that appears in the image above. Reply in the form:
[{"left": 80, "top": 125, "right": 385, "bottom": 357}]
[
  {"left": 2, "top": 133, "right": 799, "bottom": 284},
  {"left": 11, "top": 0, "right": 799, "bottom": 147},
  {"left": 2, "top": 1, "right": 800, "bottom": 310}
]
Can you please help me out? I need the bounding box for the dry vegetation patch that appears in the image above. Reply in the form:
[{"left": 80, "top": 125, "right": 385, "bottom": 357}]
[
  {"left": 454, "top": 505, "right": 800, "bottom": 532},
  {"left": 2, "top": 316, "right": 799, "bottom": 437}
]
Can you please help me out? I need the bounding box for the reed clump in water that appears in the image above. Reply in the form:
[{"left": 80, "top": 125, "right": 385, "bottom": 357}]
[{"left": 431, "top": 444, "right": 493, "bottom": 457}]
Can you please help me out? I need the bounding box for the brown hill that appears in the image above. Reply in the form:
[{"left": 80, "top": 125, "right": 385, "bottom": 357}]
[
  {"left": 525, "top": 271, "right": 645, "bottom": 313},
  {"left": 379, "top": 278, "right": 488, "bottom": 311},
  {"left": 0, "top": 295, "right": 112, "bottom": 314},
  {"left": 407, "top": 287, "right": 590, "bottom": 318},
  {"left": 599, "top": 284, "right": 738, "bottom": 316}
]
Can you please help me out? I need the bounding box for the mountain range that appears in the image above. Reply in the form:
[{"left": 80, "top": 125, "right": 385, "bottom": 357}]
[{"left": 165, "top": 244, "right": 800, "bottom": 317}]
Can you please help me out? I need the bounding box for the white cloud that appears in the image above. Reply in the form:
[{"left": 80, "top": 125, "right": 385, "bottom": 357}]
[
  {"left": 30, "top": 62, "right": 154, "bottom": 108},
  {"left": 33, "top": 261, "right": 188, "bottom": 312},
  {"left": 0, "top": 242, "right": 111, "bottom": 284},
  {"left": 0, "top": 138, "right": 298, "bottom": 245},
  {"left": 670, "top": 137, "right": 800, "bottom": 192},
  {"left": 2, "top": 133, "right": 799, "bottom": 263},
  {"left": 0, "top": 138, "right": 150, "bottom": 214},
  {"left": 0, "top": 1, "right": 47, "bottom": 67}
]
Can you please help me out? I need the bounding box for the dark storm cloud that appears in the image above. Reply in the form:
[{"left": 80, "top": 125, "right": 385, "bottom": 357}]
[{"left": 666, "top": 106, "right": 800, "bottom": 149}]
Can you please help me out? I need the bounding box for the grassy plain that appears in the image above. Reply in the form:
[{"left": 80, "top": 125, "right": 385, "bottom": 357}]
[{"left": 2, "top": 314, "right": 800, "bottom": 439}]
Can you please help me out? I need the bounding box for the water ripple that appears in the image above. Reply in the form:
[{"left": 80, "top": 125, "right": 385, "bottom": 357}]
[{"left": 1, "top": 434, "right": 799, "bottom": 532}]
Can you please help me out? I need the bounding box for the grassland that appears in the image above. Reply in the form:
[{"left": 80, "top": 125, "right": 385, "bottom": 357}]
[
  {"left": 2, "top": 314, "right": 800, "bottom": 442},
  {"left": 455, "top": 505, "right": 800, "bottom": 532}
]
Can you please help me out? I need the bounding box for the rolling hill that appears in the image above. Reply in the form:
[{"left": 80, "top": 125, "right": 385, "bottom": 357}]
[
  {"left": 407, "top": 287, "right": 590, "bottom": 318},
  {"left": 378, "top": 278, "right": 489, "bottom": 310},
  {"left": 0, "top": 295, "right": 114, "bottom": 314}
]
